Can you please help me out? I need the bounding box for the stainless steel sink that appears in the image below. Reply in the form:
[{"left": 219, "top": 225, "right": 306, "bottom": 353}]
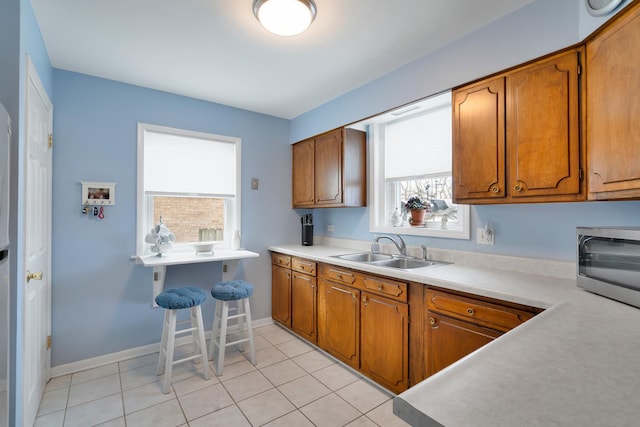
[
  {"left": 332, "top": 252, "right": 394, "bottom": 262},
  {"left": 331, "top": 252, "right": 450, "bottom": 270},
  {"left": 371, "top": 258, "right": 449, "bottom": 270}
]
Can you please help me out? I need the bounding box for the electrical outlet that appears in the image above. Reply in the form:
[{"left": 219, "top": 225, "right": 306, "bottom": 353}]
[{"left": 477, "top": 227, "right": 495, "bottom": 245}]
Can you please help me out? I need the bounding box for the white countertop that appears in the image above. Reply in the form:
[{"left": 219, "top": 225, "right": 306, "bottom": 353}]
[{"left": 268, "top": 243, "right": 640, "bottom": 426}]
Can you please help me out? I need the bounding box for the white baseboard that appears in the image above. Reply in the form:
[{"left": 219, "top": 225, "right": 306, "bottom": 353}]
[{"left": 51, "top": 316, "right": 274, "bottom": 378}]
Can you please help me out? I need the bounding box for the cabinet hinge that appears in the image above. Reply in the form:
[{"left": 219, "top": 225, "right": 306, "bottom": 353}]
[
  {"left": 47, "top": 335, "right": 52, "bottom": 350},
  {"left": 577, "top": 64, "right": 582, "bottom": 75},
  {"left": 48, "top": 133, "right": 53, "bottom": 149},
  {"left": 579, "top": 168, "right": 584, "bottom": 180}
]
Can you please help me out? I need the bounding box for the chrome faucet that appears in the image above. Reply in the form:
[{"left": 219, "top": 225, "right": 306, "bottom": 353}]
[{"left": 371, "top": 234, "right": 407, "bottom": 256}]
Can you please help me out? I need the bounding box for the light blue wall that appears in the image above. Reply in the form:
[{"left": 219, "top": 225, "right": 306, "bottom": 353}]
[
  {"left": 290, "top": 0, "right": 640, "bottom": 262},
  {"left": 51, "top": 70, "right": 295, "bottom": 366}
]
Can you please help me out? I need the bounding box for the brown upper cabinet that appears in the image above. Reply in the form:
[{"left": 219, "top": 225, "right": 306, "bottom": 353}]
[
  {"left": 453, "top": 47, "right": 585, "bottom": 204},
  {"left": 292, "top": 127, "right": 367, "bottom": 208},
  {"left": 586, "top": 0, "right": 640, "bottom": 200}
]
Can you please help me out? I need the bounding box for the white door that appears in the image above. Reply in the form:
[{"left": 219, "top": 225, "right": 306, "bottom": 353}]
[{"left": 23, "top": 56, "right": 52, "bottom": 427}]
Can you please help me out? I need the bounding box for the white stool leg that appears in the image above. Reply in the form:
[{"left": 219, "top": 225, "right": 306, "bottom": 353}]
[
  {"left": 193, "top": 306, "right": 210, "bottom": 380},
  {"left": 243, "top": 298, "right": 257, "bottom": 366},
  {"left": 216, "top": 301, "right": 229, "bottom": 376},
  {"left": 156, "top": 309, "right": 170, "bottom": 375},
  {"left": 209, "top": 299, "right": 221, "bottom": 361},
  {"left": 190, "top": 307, "right": 198, "bottom": 359},
  {"left": 162, "top": 309, "right": 177, "bottom": 394},
  {"left": 236, "top": 299, "right": 246, "bottom": 352}
]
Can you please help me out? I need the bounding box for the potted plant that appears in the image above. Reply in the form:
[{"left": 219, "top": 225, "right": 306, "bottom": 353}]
[{"left": 404, "top": 196, "right": 428, "bottom": 226}]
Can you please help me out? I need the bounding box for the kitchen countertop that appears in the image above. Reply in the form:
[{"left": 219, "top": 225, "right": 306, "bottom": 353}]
[{"left": 268, "top": 243, "right": 640, "bottom": 426}]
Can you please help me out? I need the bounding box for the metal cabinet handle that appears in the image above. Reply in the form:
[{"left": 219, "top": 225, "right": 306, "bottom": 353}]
[
  {"left": 467, "top": 308, "right": 475, "bottom": 316},
  {"left": 429, "top": 317, "right": 436, "bottom": 326},
  {"left": 491, "top": 185, "right": 500, "bottom": 193},
  {"left": 514, "top": 184, "right": 523, "bottom": 192}
]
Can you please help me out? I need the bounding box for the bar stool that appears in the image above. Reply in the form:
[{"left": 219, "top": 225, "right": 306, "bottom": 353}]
[
  {"left": 156, "top": 286, "right": 210, "bottom": 394},
  {"left": 209, "top": 280, "right": 257, "bottom": 376}
]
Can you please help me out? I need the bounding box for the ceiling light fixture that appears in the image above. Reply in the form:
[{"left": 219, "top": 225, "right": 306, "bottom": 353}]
[{"left": 253, "top": 0, "right": 317, "bottom": 37}]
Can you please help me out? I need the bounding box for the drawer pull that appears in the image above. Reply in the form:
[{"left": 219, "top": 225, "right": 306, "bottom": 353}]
[
  {"left": 467, "top": 308, "right": 475, "bottom": 316},
  {"left": 337, "top": 274, "right": 342, "bottom": 279},
  {"left": 378, "top": 285, "right": 383, "bottom": 291},
  {"left": 429, "top": 317, "right": 436, "bottom": 326}
]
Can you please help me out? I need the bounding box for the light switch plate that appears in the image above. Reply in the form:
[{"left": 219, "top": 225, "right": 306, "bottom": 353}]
[{"left": 251, "top": 178, "right": 259, "bottom": 190}]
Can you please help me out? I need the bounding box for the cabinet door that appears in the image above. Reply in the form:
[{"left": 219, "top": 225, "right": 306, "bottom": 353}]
[
  {"left": 453, "top": 77, "right": 506, "bottom": 202},
  {"left": 360, "top": 292, "right": 408, "bottom": 393},
  {"left": 314, "top": 129, "right": 343, "bottom": 206},
  {"left": 291, "top": 272, "right": 317, "bottom": 343},
  {"left": 271, "top": 265, "right": 291, "bottom": 327},
  {"left": 425, "top": 312, "right": 501, "bottom": 377},
  {"left": 587, "top": 1, "right": 640, "bottom": 199},
  {"left": 319, "top": 280, "right": 360, "bottom": 369},
  {"left": 507, "top": 49, "right": 583, "bottom": 200},
  {"left": 292, "top": 138, "right": 315, "bottom": 207}
]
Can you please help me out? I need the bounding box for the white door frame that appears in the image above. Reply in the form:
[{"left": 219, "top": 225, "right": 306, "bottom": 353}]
[{"left": 22, "top": 54, "right": 52, "bottom": 426}]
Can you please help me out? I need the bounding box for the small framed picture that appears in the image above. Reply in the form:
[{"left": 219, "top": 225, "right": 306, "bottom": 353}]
[{"left": 81, "top": 181, "right": 116, "bottom": 206}]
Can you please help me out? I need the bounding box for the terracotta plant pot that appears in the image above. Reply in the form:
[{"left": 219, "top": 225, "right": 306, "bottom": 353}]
[{"left": 409, "top": 208, "right": 426, "bottom": 226}]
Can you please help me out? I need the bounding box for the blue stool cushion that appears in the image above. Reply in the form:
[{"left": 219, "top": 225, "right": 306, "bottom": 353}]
[
  {"left": 211, "top": 280, "right": 254, "bottom": 301},
  {"left": 156, "top": 286, "right": 206, "bottom": 309}
]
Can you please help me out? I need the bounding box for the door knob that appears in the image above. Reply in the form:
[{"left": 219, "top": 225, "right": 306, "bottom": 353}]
[{"left": 26, "top": 271, "right": 43, "bottom": 282}]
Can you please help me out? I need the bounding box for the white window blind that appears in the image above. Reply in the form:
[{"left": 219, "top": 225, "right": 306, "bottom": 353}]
[
  {"left": 144, "top": 131, "right": 237, "bottom": 196},
  {"left": 384, "top": 105, "right": 452, "bottom": 180}
]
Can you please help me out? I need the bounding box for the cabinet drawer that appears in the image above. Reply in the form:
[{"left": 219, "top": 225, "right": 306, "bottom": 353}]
[
  {"left": 292, "top": 257, "right": 316, "bottom": 276},
  {"left": 427, "top": 289, "right": 535, "bottom": 332},
  {"left": 363, "top": 276, "right": 407, "bottom": 302},
  {"left": 322, "top": 266, "right": 358, "bottom": 286},
  {"left": 271, "top": 253, "right": 291, "bottom": 268}
]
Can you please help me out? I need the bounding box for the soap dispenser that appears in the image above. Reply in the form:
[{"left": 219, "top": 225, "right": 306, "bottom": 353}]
[{"left": 231, "top": 229, "right": 241, "bottom": 250}]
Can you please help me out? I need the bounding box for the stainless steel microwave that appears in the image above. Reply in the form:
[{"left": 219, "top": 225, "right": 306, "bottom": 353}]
[{"left": 577, "top": 227, "right": 640, "bottom": 309}]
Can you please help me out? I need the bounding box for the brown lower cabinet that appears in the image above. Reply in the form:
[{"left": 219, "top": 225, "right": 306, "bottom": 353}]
[
  {"left": 318, "top": 280, "right": 360, "bottom": 369},
  {"left": 318, "top": 264, "right": 409, "bottom": 393},
  {"left": 271, "top": 254, "right": 292, "bottom": 328},
  {"left": 271, "top": 252, "right": 541, "bottom": 393},
  {"left": 360, "top": 291, "right": 408, "bottom": 392},
  {"left": 426, "top": 312, "right": 501, "bottom": 376},
  {"left": 291, "top": 271, "right": 317, "bottom": 343},
  {"left": 271, "top": 253, "right": 317, "bottom": 343},
  {"left": 423, "top": 287, "right": 541, "bottom": 378}
]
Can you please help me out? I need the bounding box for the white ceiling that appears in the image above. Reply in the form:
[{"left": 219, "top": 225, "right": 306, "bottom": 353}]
[{"left": 31, "top": 0, "right": 535, "bottom": 119}]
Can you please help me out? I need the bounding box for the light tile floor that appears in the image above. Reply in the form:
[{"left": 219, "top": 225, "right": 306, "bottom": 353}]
[{"left": 34, "top": 324, "right": 410, "bottom": 427}]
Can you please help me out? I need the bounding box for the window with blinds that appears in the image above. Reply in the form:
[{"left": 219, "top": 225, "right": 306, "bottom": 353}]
[
  {"left": 384, "top": 106, "right": 452, "bottom": 181},
  {"left": 136, "top": 123, "right": 241, "bottom": 255},
  {"left": 365, "top": 91, "right": 469, "bottom": 239}
]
